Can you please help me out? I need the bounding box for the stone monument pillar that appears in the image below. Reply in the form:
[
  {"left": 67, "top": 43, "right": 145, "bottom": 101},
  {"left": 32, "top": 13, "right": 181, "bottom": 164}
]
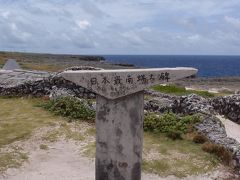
[{"left": 61, "top": 67, "right": 197, "bottom": 180}]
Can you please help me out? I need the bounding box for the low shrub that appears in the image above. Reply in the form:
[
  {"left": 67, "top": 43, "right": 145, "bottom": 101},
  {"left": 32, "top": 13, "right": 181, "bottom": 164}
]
[
  {"left": 202, "top": 142, "right": 232, "bottom": 165},
  {"left": 193, "top": 134, "right": 208, "bottom": 144},
  {"left": 144, "top": 112, "right": 201, "bottom": 137},
  {"left": 40, "top": 96, "right": 95, "bottom": 121},
  {"left": 166, "top": 130, "right": 182, "bottom": 140}
]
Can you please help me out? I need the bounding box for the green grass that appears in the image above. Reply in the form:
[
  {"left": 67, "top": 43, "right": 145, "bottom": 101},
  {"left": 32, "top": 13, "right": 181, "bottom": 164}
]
[{"left": 152, "top": 85, "right": 215, "bottom": 98}]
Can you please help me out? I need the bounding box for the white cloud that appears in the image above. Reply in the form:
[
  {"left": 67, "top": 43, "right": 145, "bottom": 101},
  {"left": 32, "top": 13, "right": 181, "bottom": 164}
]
[
  {"left": 188, "top": 34, "right": 201, "bottom": 41},
  {"left": 224, "top": 16, "right": 240, "bottom": 28},
  {"left": 1, "top": 10, "right": 10, "bottom": 19},
  {"left": 0, "top": 0, "right": 240, "bottom": 54},
  {"left": 76, "top": 20, "right": 91, "bottom": 30}
]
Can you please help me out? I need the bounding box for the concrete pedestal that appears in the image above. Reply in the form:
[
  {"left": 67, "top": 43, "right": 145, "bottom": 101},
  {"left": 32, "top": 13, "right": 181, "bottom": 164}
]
[{"left": 96, "top": 91, "right": 144, "bottom": 180}]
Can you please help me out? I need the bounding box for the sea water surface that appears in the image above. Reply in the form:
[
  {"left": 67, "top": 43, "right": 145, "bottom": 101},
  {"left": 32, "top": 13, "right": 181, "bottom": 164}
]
[{"left": 104, "top": 55, "right": 240, "bottom": 77}]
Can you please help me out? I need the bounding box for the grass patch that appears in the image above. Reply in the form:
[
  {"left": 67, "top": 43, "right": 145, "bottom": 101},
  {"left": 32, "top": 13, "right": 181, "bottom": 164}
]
[
  {"left": 82, "top": 131, "right": 219, "bottom": 178},
  {"left": 42, "top": 122, "right": 84, "bottom": 142},
  {"left": 0, "top": 97, "right": 85, "bottom": 173},
  {"left": 0, "top": 58, "right": 6, "bottom": 68},
  {"left": 85, "top": 127, "right": 96, "bottom": 136},
  {"left": 39, "top": 144, "right": 49, "bottom": 150},
  {"left": 0, "top": 150, "right": 28, "bottom": 173},
  {"left": 143, "top": 132, "right": 219, "bottom": 177},
  {"left": 0, "top": 98, "right": 66, "bottom": 148},
  {"left": 152, "top": 85, "right": 215, "bottom": 98},
  {"left": 19, "top": 62, "right": 66, "bottom": 72},
  {"left": 202, "top": 142, "right": 232, "bottom": 165},
  {"left": 83, "top": 142, "right": 96, "bottom": 158}
]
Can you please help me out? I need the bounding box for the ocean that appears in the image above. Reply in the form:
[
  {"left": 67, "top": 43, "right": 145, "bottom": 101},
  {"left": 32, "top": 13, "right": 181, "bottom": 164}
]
[{"left": 104, "top": 55, "right": 240, "bottom": 77}]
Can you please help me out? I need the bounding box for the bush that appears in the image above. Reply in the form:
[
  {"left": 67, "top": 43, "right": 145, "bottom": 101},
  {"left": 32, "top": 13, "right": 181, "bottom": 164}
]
[
  {"left": 40, "top": 96, "right": 95, "bottom": 121},
  {"left": 193, "top": 134, "right": 208, "bottom": 144},
  {"left": 166, "top": 130, "right": 182, "bottom": 140},
  {"left": 144, "top": 112, "right": 201, "bottom": 136},
  {"left": 202, "top": 142, "right": 232, "bottom": 165}
]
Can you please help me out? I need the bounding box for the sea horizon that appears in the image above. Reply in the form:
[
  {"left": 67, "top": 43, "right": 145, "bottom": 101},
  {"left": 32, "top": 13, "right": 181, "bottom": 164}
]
[{"left": 104, "top": 55, "right": 240, "bottom": 78}]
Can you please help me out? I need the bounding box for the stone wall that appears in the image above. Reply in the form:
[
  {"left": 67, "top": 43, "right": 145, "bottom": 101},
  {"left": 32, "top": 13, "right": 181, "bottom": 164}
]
[
  {"left": 0, "top": 67, "right": 97, "bottom": 98},
  {"left": 211, "top": 95, "right": 240, "bottom": 124},
  {"left": 144, "top": 91, "right": 240, "bottom": 172},
  {"left": 0, "top": 74, "right": 96, "bottom": 98}
]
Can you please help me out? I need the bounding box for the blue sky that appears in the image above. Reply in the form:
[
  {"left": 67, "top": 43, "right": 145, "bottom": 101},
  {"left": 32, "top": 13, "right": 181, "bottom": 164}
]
[{"left": 0, "top": 0, "right": 240, "bottom": 55}]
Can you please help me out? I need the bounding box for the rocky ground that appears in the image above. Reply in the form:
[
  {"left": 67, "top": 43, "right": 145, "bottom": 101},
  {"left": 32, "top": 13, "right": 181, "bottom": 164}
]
[
  {"left": 1, "top": 56, "right": 240, "bottom": 179},
  {"left": 175, "top": 77, "right": 240, "bottom": 94},
  {"left": 0, "top": 51, "right": 133, "bottom": 71}
]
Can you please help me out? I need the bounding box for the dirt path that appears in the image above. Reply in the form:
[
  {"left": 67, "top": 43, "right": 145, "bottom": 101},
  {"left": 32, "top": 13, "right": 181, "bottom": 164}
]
[
  {"left": 0, "top": 121, "right": 237, "bottom": 180},
  {"left": 0, "top": 139, "right": 235, "bottom": 180},
  {"left": 217, "top": 115, "right": 240, "bottom": 143},
  {"left": 1, "top": 140, "right": 167, "bottom": 180}
]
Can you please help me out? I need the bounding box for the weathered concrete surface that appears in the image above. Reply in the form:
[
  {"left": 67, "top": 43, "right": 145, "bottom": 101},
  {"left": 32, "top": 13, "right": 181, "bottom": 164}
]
[
  {"left": 61, "top": 68, "right": 198, "bottom": 99},
  {"left": 96, "top": 92, "right": 144, "bottom": 180}
]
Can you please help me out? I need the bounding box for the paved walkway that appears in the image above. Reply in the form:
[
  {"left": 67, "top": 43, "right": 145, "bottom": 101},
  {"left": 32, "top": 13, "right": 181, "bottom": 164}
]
[{"left": 217, "top": 115, "right": 240, "bottom": 143}]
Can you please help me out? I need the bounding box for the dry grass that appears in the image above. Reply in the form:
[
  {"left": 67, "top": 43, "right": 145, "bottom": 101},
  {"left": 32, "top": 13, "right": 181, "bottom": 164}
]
[
  {"left": 39, "top": 144, "right": 49, "bottom": 150},
  {"left": 0, "top": 98, "right": 67, "bottom": 148},
  {"left": 202, "top": 142, "right": 232, "bottom": 165},
  {"left": 0, "top": 97, "right": 221, "bottom": 177},
  {"left": 81, "top": 131, "right": 220, "bottom": 178},
  {"left": 0, "top": 98, "right": 66, "bottom": 172},
  {"left": 19, "top": 62, "right": 66, "bottom": 72},
  {"left": 42, "top": 122, "right": 85, "bottom": 142},
  {"left": 0, "top": 150, "right": 28, "bottom": 173},
  {"left": 142, "top": 132, "right": 219, "bottom": 177}
]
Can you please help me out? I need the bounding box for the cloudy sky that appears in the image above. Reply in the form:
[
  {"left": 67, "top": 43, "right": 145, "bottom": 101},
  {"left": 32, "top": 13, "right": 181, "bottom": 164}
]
[{"left": 0, "top": 0, "right": 240, "bottom": 55}]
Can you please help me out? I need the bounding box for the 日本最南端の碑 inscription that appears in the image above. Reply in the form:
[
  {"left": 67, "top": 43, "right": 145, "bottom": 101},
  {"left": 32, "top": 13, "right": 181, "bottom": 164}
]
[
  {"left": 90, "top": 72, "right": 170, "bottom": 86},
  {"left": 62, "top": 68, "right": 197, "bottom": 99}
]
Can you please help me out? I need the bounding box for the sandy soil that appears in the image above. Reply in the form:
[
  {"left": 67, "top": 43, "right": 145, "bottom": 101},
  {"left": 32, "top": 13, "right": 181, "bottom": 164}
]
[
  {"left": 1, "top": 139, "right": 235, "bottom": 180},
  {"left": 0, "top": 123, "right": 237, "bottom": 180},
  {"left": 0, "top": 120, "right": 238, "bottom": 180}
]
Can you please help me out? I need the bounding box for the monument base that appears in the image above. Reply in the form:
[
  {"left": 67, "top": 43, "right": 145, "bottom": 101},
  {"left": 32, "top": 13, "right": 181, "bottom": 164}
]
[{"left": 96, "top": 91, "right": 144, "bottom": 180}]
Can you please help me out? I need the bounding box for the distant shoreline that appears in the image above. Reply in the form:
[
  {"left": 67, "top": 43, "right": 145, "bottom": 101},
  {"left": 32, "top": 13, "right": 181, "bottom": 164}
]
[{"left": 1, "top": 51, "right": 240, "bottom": 79}]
